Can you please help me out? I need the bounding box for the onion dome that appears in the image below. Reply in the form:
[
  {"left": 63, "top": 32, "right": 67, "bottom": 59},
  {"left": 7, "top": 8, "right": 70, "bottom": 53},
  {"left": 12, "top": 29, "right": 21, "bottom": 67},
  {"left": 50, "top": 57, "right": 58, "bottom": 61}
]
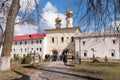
[{"left": 66, "top": 10, "right": 73, "bottom": 18}]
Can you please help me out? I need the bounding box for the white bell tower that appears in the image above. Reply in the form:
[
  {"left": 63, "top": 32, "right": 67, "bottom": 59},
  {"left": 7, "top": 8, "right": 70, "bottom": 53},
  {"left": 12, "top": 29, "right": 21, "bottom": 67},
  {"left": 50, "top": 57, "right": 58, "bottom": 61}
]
[
  {"left": 55, "top": 16, "right": 61, "bottom": 29},
  {"left": 66, "top": 10, "right": 73, "bottom": 28}
]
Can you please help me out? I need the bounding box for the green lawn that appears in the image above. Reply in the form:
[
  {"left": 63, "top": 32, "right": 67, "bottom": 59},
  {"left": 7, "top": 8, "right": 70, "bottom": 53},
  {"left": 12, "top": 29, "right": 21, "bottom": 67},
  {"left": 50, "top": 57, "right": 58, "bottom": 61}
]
[{"left": 70, "top": 61, "right": 120, "bottom": 80}]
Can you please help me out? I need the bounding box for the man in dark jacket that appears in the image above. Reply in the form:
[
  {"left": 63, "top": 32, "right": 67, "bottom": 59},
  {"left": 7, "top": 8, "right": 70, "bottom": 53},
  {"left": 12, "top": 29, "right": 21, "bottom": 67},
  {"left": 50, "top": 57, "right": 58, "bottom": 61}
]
[{"left": 63, "top": 52, "right": 67, "bottom": 65}]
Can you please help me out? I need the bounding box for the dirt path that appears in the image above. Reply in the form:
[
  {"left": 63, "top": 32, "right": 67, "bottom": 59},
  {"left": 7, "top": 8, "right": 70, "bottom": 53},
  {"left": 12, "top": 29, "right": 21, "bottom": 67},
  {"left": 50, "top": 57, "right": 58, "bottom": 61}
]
[{"left": 30, "top": 61, "right": 101, "bottom": 80}]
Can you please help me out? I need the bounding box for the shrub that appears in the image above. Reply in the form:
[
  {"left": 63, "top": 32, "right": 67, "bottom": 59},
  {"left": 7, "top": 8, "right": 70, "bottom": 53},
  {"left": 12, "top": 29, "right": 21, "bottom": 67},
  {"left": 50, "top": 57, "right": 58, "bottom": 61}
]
[
  {"left": 21, "top": 54, "right": 31, "bottom": 64},
  {"left": 44, "top": 59, "right": 48, "bottom": 62},
  {"left": 92, "top": 54, "right": 100, "bottom": 63},
  {"left": 14, "top": 55, "right": 21, "bottom": 62}
]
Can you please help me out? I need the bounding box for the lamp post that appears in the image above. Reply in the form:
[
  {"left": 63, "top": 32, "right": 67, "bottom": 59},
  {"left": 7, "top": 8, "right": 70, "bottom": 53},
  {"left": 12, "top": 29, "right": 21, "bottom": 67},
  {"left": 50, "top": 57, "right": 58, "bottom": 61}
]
[{"left": 91, "top": 48, "right": 95, "bottom": 60}]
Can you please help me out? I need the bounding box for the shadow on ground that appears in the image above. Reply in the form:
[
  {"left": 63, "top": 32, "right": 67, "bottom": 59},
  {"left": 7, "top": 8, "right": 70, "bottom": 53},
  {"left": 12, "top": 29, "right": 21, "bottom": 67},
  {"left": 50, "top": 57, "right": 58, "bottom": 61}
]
[
  {"left": 24, "top": 64, "right": 103, "bottom": 80},
  {"left": 12, "top": 70, "right": 30, "bottom": 80},
  {"left": 39, "top": 68, "right": 102, "bottom": 80},
  {"left": 65, "top": 64, "right": 75, "bottom": 67}
]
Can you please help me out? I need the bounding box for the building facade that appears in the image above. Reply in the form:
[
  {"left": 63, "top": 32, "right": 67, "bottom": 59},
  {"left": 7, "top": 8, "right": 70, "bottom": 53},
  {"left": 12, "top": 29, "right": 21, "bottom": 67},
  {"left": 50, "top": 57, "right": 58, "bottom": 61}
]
[
  {"left": 3, "top": 9, "right": 80, "bottom": 59},
  {"left": 74, "top": 32, "right": 120, "bottom": 60},
  {"left": 43, "top": 10, "right": 80, "bottom": 59},
  {"left": 11, "top": 33, "right": 46, "bottom": 59}
]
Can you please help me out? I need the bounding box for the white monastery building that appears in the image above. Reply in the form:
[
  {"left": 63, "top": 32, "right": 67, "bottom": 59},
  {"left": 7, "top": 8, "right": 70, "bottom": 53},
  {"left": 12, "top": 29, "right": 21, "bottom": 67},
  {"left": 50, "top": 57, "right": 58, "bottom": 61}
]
[
  {"left": 74, "top": 32, "right": 120, "bottom": 60},
  {"left": 0, "top": 9, "right": 120, "bottom": 61}
]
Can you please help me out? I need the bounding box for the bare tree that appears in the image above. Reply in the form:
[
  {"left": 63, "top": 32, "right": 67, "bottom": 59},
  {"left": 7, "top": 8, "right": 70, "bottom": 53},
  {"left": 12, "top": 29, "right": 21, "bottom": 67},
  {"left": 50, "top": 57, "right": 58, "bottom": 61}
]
[
  {"left": 0, "top": 0, "right": 20, "bottom": 71},
  {"left": 0, "top": 0, "right": 41, "bottom": 71},
  {"left": 73, "top": 0, "right": 120, "bottom": 32}
]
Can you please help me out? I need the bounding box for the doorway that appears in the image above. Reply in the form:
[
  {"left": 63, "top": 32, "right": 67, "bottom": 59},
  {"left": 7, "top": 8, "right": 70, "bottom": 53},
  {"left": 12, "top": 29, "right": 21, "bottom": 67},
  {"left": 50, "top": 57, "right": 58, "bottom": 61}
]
[{"left": 52, "top": 50, "right": 58, "bottom": 61}]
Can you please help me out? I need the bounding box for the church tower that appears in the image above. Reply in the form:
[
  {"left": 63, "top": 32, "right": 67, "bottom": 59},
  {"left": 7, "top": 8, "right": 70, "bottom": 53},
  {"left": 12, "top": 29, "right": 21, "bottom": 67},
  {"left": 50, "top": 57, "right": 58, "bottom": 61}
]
[
  {"left": 55, "top": 16, "right": 61, "bottom": 29},
  {"left": 66, "top": 10, "right": 73, "bottom": 28}
]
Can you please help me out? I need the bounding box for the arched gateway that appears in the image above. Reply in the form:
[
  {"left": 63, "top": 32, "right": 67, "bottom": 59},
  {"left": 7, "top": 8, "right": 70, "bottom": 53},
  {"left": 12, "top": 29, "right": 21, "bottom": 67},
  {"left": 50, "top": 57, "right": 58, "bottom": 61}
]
[{"left": 52, "top": 50, "right": 58, "bottom": 61}]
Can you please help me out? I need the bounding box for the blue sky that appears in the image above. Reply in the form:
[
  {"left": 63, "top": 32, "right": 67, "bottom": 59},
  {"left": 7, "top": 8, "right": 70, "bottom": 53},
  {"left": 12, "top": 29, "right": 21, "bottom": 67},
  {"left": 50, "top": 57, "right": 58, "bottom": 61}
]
[
  {"left": 14, "top": 0, "right": 70, "bottom": 35},
  {"left": 14, "top": 0, "right": 77, "bottom": 35},
  {"left": 40, "top": 0, "right": 68, "bottom": 13},
  {"left": 0, "top": 0, "right": 118, "bottom": 35}
]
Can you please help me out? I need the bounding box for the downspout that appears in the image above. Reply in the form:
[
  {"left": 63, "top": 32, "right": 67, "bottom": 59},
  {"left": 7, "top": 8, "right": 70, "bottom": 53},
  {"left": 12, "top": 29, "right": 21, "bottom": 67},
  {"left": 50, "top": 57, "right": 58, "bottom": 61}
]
[
  {"left": 79, "top": 38, "right": 81, "bottom": 64},
  {"left": 117, "top": 32, "right": 120, "bottom": 62}
]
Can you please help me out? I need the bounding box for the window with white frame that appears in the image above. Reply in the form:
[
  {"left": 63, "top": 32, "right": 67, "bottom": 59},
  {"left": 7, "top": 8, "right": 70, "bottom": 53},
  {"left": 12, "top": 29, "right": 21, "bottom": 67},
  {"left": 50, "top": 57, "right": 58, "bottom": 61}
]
[
  {"left": 25, "top": 48, "right": 27, "bottom": 52},
  {"left": 15, "top": 42, "right": 17, "bottom": 45},
  {"left": 31, "top": 40, "right": 33, "bottom": 44},
  {"left": 20, "top": 41, "right": 22, "bottom": 45},
  {"left": 36, "top": 40, "right": 38, "bottom": 44},
  {"left": 36, "top": 48, "right": 39, "bottom": 50},
  {"left": 40, "top": 40, "right": 42, "bottom": 43},
  {"left": 25, "top": 41, "right": 27, "bottom": 44},
  {"left": 21, "top": 48, "right": 22, "bottom": 52},
  {"left": 40, "top": 48, "right": 42, "bottom": 51},
  {"left": 14, "top": 49, "right": 15, "bottom": 52}
]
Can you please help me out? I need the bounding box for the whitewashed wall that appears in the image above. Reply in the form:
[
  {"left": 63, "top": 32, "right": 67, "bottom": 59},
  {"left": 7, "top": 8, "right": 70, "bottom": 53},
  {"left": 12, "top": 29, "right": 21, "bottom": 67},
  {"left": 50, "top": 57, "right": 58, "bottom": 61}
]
[
  {"left": 11, "top": 39, "right": 43, "bottom": 59},
  {"left": 45, "top": 28, "right": 80, "bottom": 56},
  {"left": 75, "top": 36, "right": 120, "bottom": 60}
]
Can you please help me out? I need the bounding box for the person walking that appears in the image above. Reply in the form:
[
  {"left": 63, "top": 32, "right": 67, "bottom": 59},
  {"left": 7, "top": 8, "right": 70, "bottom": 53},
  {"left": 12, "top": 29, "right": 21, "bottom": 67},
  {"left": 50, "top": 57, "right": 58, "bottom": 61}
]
[{"left": 63, "top": 52, "right": 67, "bottom": 65}]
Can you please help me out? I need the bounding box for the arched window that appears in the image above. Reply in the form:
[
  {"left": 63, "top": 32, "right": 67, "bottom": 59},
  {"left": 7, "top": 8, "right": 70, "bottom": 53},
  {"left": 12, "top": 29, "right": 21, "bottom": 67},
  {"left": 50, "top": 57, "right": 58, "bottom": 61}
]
[
  {"left": 61, "top": 37, "right": 64, "bottom": 42},
  {"left": 83, "top": 50, "right": 87, "bottom": 57},
  {"left": 83, "top": 41, "right": 85, "bottom": 45},
  {"left": 71, "top": 37, "right": 74, "bottom": 42},
  {"left": 110, "top": 50, "right": 115, "bottom": 57},
  {"left": 52, "top": 37, "right": 54, "bottom": 43},
  {"left": 112, "top": 40, "right": 116, "bottom": 44}
]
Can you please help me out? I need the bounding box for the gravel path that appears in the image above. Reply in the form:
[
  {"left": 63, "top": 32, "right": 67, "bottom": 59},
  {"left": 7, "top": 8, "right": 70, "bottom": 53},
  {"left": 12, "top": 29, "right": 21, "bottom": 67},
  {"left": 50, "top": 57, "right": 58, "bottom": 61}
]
[{"left": 30, "top": 61, "right": 102, "bottom": 80}]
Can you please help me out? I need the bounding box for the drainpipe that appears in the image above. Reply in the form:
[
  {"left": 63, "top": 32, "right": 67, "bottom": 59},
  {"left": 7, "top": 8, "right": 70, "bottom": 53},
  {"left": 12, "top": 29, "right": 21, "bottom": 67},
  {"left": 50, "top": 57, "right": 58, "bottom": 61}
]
[
  {"left": 117, "top": 31, "right": 120, "bottom": 62},
  {"left": 79, "top": 38, "right": 81, "bottom": 64}
]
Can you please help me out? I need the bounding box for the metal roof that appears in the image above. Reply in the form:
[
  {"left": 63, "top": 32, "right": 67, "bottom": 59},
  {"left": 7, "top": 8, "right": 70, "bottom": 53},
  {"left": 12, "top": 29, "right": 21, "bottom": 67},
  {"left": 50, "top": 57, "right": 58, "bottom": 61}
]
[{"left": 13, "top": 33, "right": 46, "bottom": 41}]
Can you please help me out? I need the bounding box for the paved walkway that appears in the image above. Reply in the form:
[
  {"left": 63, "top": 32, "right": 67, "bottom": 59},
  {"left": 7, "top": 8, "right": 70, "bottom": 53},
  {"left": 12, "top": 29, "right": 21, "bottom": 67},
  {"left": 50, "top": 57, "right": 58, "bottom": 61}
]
[{"left": 30, "top": 61, "right": 102, "bottom": 80}]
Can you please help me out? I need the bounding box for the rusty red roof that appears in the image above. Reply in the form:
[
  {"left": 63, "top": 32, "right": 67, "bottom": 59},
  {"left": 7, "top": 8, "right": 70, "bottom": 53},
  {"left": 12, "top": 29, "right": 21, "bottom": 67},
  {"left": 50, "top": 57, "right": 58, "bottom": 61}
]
[{"left": 13, "top": 33, "right": 46, "bottom": 41}]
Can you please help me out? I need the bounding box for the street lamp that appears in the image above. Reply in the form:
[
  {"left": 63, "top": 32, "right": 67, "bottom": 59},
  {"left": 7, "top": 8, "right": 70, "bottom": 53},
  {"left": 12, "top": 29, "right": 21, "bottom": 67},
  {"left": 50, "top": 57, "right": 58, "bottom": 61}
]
[{"left": 91, "top": 48, "right": 95, "bottom": 60}]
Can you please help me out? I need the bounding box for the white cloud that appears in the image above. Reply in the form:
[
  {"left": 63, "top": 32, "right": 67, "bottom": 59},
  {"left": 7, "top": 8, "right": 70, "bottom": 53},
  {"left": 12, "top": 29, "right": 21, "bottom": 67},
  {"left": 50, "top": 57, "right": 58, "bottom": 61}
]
[
  {"left": 40, "top": 2, "right": 66, "bottom": 32},
  {"left": 14, "top": 21, "right": 38, "bottom": 35},
  {"left": 20, "top": 0, "right": 39, "bottom": 12},
  {"left": 0, "top": 0, "right": 39, "bottom": 36},
  {"left": 14, "top": 0, "right": 39, "bottom": 35},
  {"left": 14, "top": 16, "right": 38, "bottom": 36},
  {"left": 1, "top": 1, "right": 67, "bottom": 35}
]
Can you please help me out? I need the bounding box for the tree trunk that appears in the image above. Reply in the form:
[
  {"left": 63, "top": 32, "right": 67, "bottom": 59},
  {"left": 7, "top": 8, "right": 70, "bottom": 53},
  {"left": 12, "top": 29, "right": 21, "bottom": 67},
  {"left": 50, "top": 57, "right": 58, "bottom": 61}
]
[{"left": 0, "top": 0, "right": 20, "bottom": 71}]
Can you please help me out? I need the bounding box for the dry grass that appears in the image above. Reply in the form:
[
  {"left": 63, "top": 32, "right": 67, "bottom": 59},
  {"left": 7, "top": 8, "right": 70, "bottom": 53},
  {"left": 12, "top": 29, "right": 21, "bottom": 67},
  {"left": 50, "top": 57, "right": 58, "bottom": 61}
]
[
  {"left": 70, "top": 61, "right": 120, "bottom": 80},
  {"left": 0, "top": 61, "right": 46, "bottom": 80}
]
